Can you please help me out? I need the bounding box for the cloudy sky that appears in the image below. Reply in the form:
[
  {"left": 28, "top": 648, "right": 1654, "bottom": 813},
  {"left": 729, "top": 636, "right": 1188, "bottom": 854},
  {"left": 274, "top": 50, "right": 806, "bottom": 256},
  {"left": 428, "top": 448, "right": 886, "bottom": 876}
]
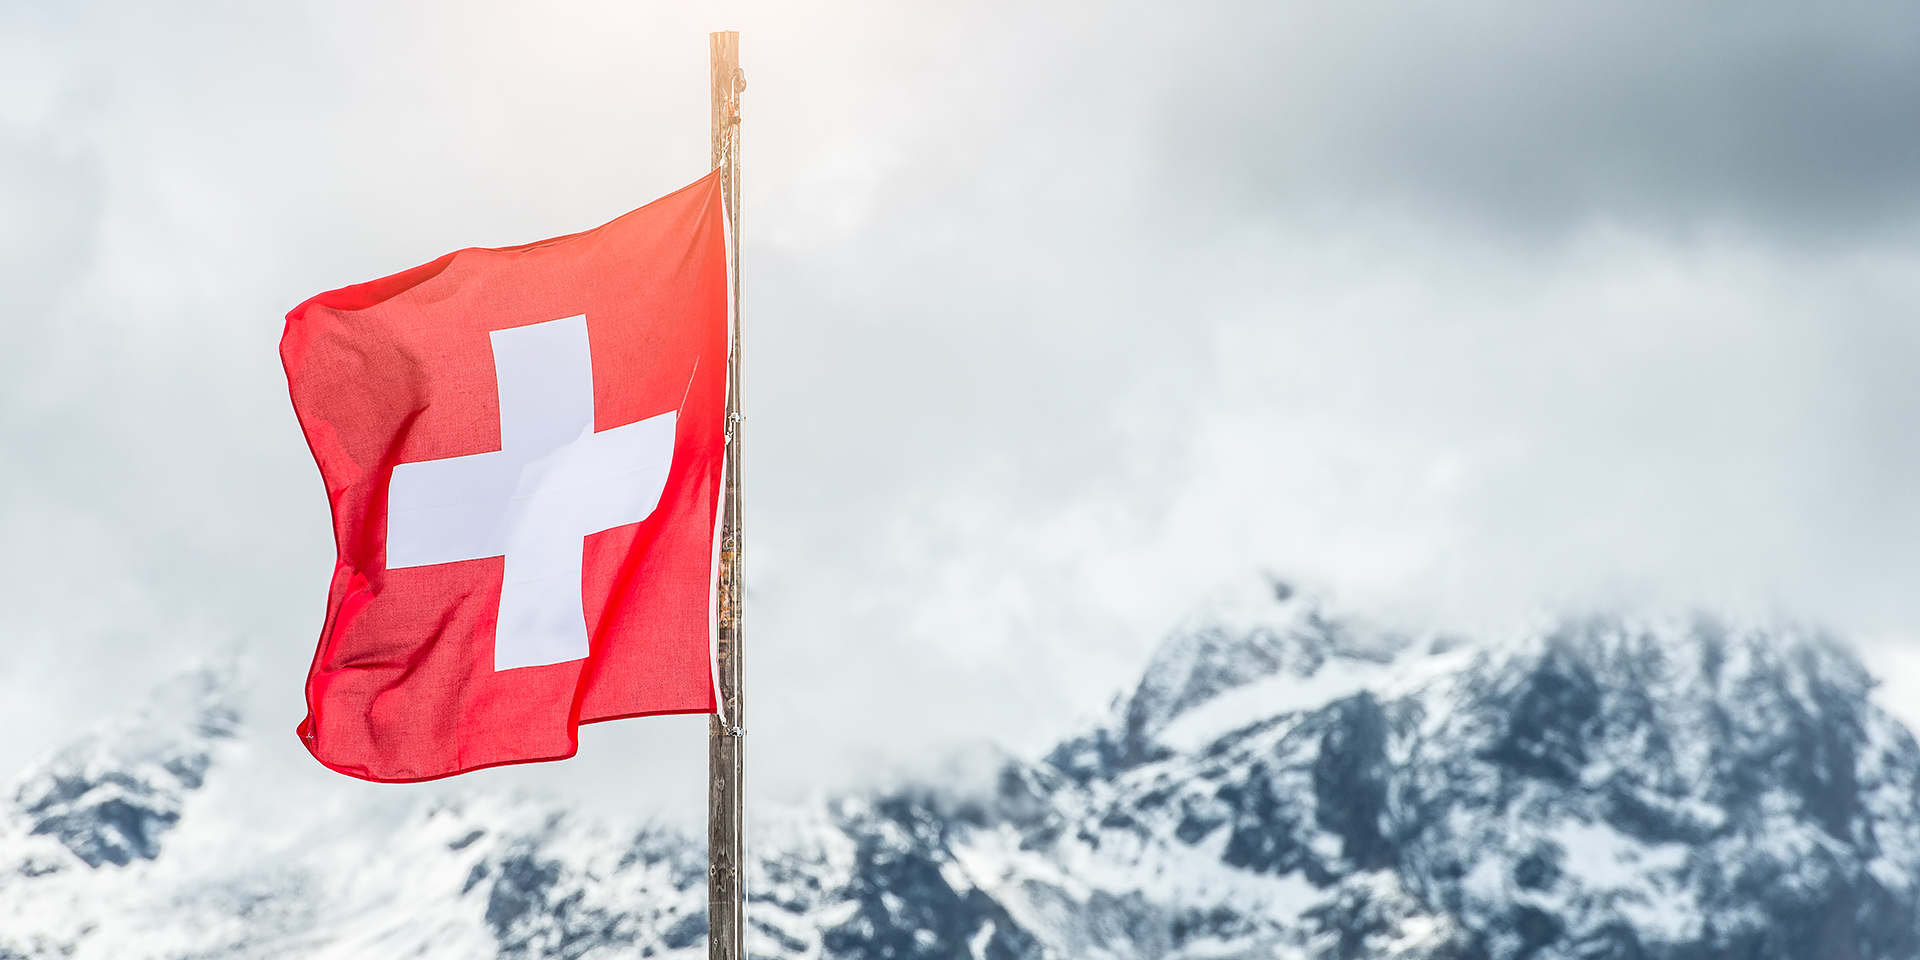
[{"left": 3, "top": 0, "right": 1919, "bottom": 824}]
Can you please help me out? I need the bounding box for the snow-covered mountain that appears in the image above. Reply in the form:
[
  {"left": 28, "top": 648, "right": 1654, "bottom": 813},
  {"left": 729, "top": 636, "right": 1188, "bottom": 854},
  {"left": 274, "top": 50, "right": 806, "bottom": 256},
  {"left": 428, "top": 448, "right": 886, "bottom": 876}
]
[{"left": 4, "top": 581, "right": 1919, "bottom": 959}]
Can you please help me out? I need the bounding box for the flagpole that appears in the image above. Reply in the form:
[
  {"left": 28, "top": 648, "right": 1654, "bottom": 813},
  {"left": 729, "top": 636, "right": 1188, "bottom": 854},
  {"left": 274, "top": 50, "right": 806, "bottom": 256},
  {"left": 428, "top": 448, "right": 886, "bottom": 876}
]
[{"left": 707, "top": 29, "right": 747, "bottom": 960}]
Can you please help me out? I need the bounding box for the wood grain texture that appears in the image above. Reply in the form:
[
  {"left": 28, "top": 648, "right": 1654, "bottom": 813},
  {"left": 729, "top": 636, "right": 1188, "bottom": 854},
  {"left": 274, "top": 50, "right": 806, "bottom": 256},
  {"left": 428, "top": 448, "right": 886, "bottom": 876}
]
[{"left": 707, "top": 29, "right": 746, "bottom": 960}]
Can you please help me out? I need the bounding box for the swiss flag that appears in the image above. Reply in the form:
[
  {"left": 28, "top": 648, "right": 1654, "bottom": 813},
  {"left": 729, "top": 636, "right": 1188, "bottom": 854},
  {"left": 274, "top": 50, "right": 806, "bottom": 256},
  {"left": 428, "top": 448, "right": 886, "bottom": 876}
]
[{"left": 281, "top": 172, "right": 730, "bottom": 782}]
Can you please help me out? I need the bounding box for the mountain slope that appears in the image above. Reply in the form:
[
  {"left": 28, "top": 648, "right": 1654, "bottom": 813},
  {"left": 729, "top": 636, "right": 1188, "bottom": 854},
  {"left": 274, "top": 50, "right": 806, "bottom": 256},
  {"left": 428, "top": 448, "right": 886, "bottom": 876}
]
[{"left": 2, "top": 584, "right": 1917, "bottom": 959}]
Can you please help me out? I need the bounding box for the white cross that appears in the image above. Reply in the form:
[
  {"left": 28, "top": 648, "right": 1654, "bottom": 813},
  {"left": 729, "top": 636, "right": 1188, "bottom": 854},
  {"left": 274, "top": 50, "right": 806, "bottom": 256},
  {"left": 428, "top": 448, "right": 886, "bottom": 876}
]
[{"left": 386, "top": 315, "right": 676, "bottom": 671}]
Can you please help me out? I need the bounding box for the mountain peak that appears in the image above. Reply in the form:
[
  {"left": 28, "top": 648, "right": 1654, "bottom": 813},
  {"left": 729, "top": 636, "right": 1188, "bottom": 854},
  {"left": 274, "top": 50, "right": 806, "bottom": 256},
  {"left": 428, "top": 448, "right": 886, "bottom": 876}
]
[
  {"left": 1048, "top": 576, "right": 1409, "bottom": 780},
  {"left": 1129, "top": 576, "right": 1407, "bottom": 736},
  {"left": 4, "top": 595, "right": 1919, "bottom": 960},
  {"left": 6, "top": 662, "right": 241, "bottom": 869}
]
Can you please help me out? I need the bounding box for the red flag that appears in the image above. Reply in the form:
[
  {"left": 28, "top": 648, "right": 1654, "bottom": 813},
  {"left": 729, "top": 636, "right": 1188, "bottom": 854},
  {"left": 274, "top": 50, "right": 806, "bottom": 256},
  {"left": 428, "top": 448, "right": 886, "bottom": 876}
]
[{"left": 281, "top": 172, "right": 729, "bottom": 782}]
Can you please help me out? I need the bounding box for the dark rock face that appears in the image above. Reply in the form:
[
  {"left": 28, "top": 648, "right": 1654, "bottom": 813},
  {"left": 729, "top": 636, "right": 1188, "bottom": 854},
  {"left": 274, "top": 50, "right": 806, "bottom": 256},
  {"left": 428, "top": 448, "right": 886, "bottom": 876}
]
[
  {"left": 11, "top": 667, "right": 237, "bottom": 868},
  {"left": 800, "top": 608, "right": 1920, "bottom": 960},
  {"left": 26, "top": 785, "right": 180, "bottom": 868},
  {"left": 817, "top": 795, "right": 1044, "bottom": 960},
  {"left": 458, "top": 822, "right": 709, "bottom": 960},
  {"left": 3, "top": 593, "right": 1918, "bottom": 960}
]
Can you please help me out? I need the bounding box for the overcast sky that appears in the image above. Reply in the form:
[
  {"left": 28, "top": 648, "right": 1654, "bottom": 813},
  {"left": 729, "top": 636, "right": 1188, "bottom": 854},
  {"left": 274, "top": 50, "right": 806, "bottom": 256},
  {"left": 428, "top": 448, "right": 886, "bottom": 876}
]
[{"left": 3, "top": 0, "right": 1919, "bottom": 825}]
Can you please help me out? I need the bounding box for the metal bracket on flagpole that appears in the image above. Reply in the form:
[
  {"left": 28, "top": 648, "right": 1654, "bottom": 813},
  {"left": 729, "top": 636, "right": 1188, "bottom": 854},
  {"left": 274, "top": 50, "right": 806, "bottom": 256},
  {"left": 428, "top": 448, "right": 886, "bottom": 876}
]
[{"left": 726, "top": 726, "right": 745, "bottom": 738}]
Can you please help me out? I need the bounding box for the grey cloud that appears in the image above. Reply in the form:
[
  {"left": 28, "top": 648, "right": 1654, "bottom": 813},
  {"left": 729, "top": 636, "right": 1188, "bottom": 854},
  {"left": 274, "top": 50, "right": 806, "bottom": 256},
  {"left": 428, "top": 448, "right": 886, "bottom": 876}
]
[
  {"left": 4, "top": 0, "right": 1920, "bottom": 820},
  {"left": 1162, "top": 0, "right": 1920, "bottom": 235}
]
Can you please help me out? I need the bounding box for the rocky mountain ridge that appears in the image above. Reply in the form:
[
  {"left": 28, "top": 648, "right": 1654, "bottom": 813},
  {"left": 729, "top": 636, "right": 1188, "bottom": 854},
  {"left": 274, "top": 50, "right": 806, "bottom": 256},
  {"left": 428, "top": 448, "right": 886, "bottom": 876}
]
[{"left": 3, "top": 582, "right": 1917, "bottom": 959}]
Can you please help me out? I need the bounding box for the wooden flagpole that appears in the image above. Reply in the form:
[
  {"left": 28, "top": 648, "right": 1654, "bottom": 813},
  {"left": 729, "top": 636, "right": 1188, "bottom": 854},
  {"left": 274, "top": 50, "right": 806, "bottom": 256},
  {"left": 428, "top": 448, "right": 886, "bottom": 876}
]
[{"left": 707, "top": 29, "right": 747, "bottom": 960}]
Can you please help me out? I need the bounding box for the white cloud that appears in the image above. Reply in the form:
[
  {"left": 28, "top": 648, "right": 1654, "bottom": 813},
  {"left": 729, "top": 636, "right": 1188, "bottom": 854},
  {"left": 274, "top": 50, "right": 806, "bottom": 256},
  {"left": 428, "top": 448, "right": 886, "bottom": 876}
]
[{"left": 3, "top": 0, "right": 1919, "bottom": 821}]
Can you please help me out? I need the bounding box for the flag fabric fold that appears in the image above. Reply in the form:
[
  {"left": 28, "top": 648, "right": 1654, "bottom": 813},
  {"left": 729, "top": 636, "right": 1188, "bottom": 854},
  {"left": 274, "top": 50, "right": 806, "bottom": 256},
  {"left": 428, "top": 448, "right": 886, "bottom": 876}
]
[{"left": 281, "top": 172, "right": 729, "bottom": 782}]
